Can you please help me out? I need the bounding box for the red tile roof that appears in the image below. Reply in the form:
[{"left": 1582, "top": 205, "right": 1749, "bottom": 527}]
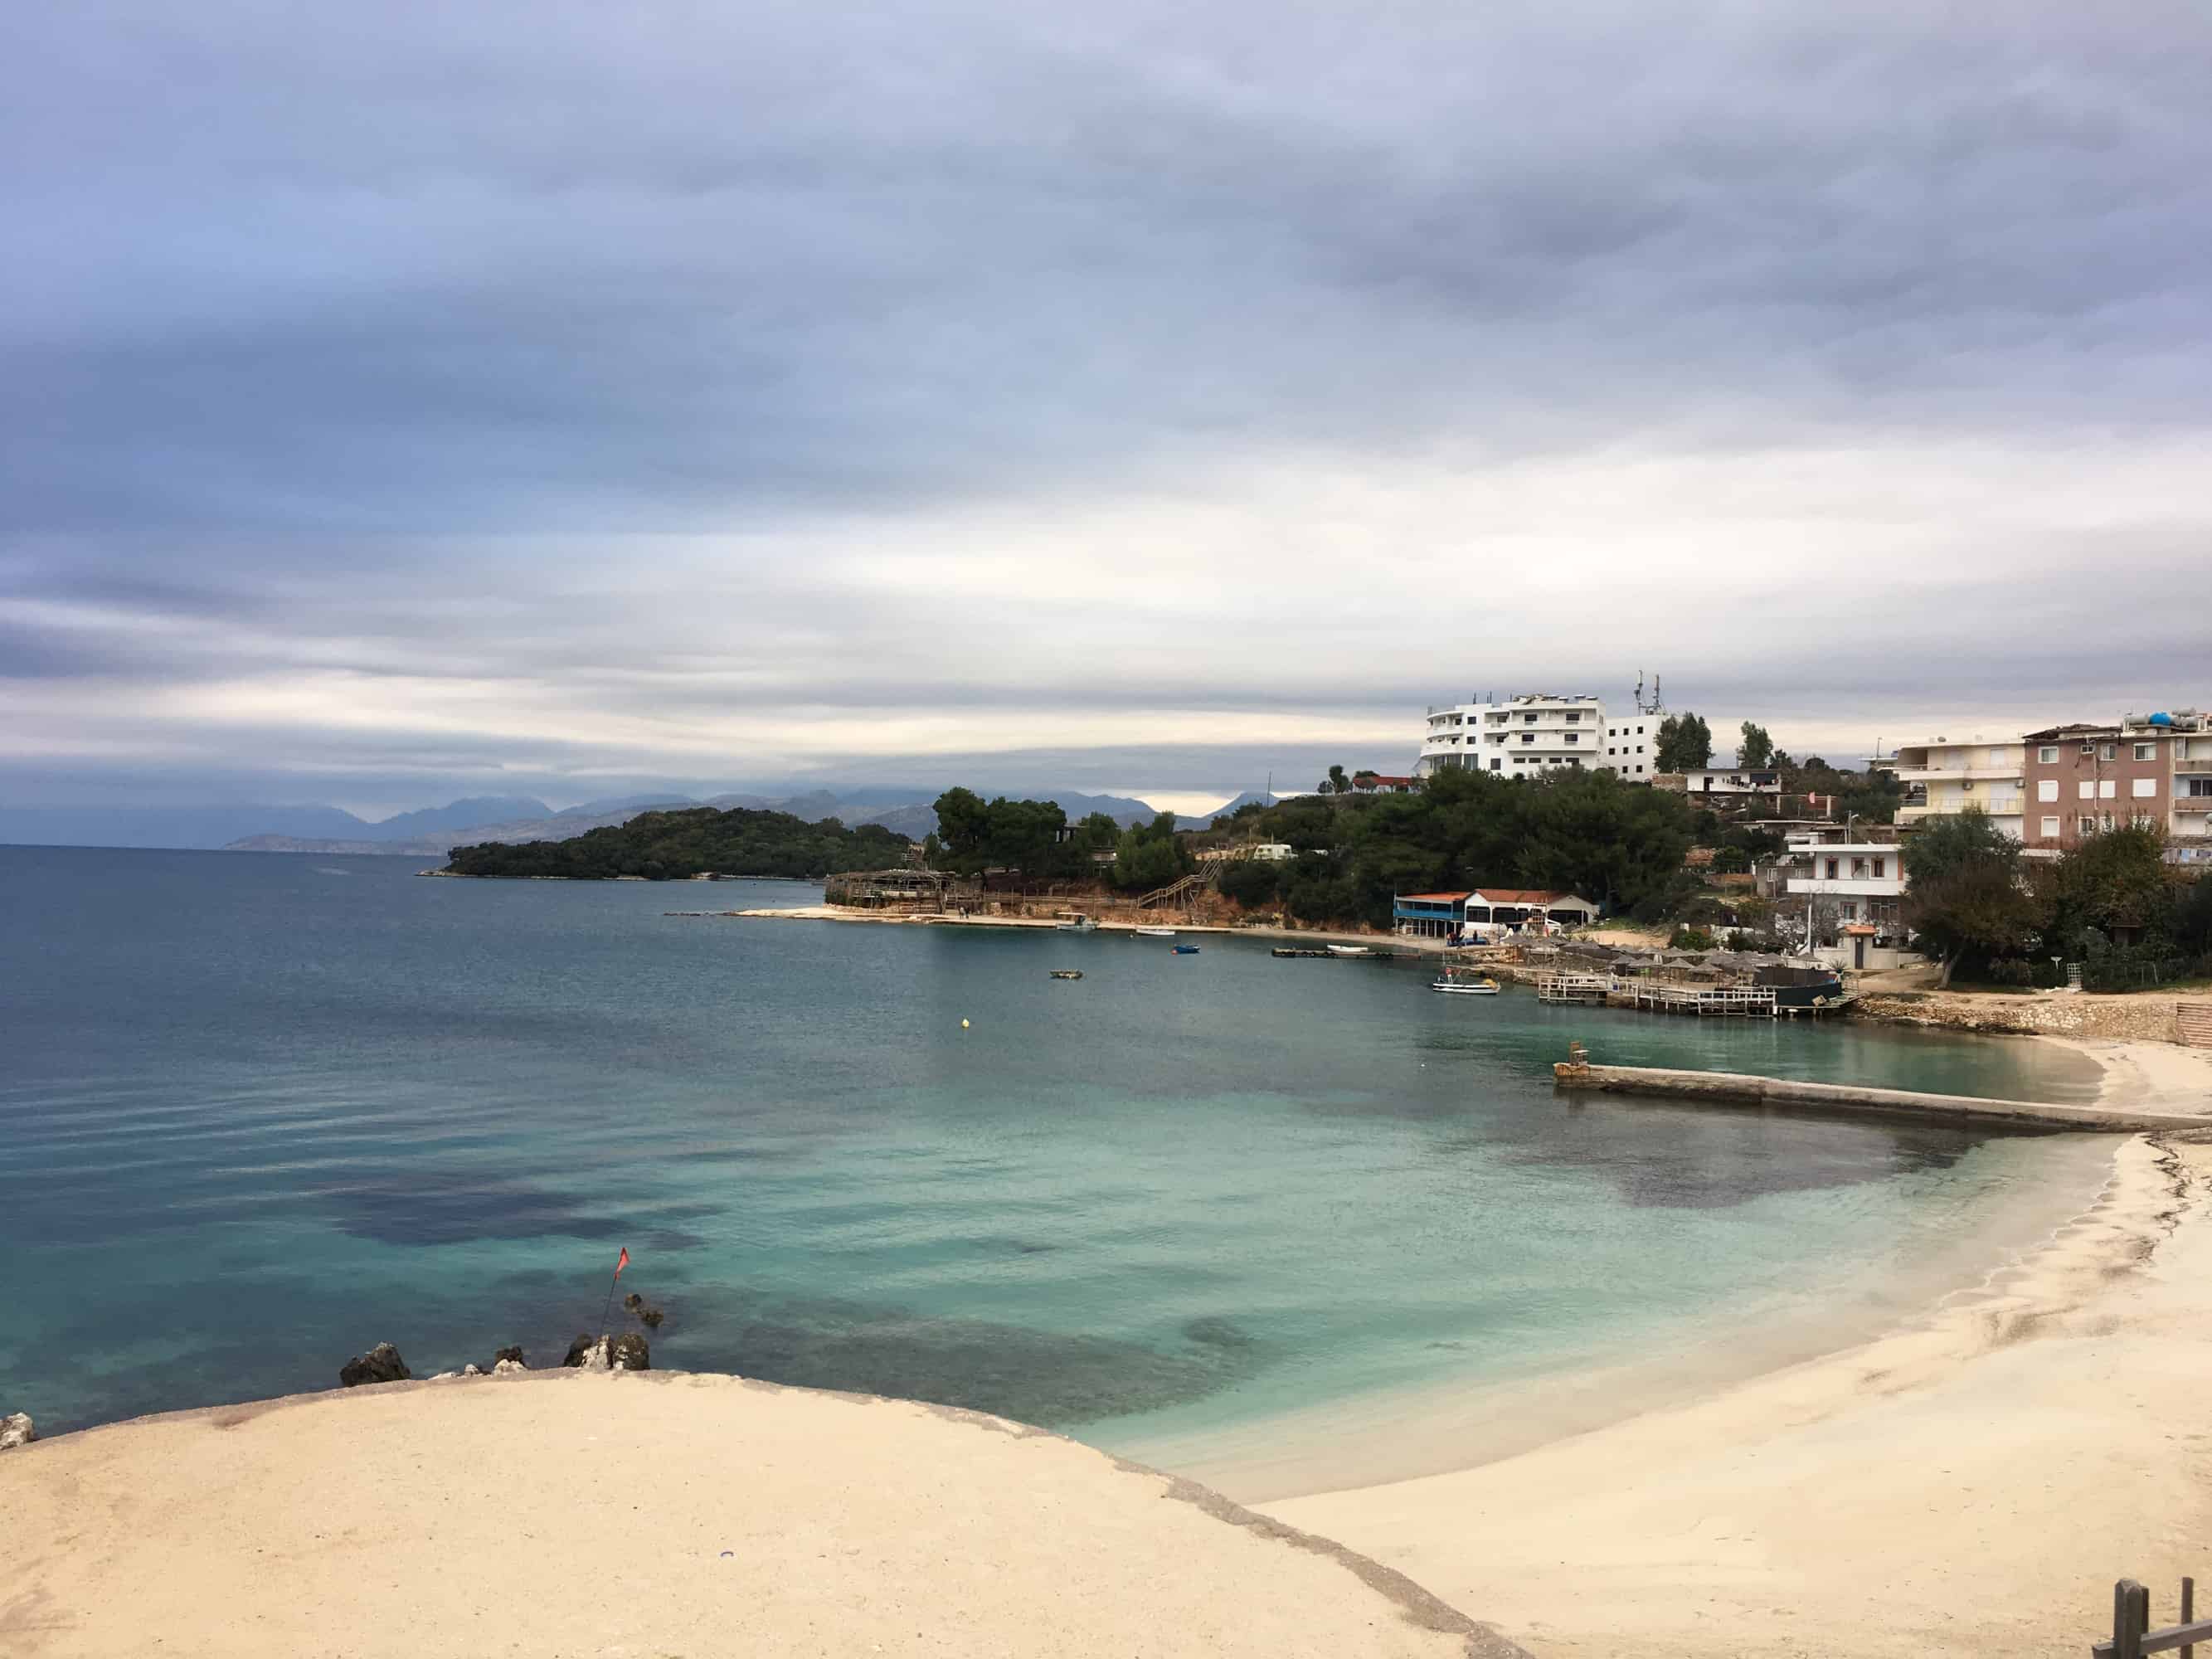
[
  {"left": 1398, "top": 891, "right": 1474, "bottom": 902},
  {"left": 1470, "top": 888, "right": 1588, "bottom": 904}
]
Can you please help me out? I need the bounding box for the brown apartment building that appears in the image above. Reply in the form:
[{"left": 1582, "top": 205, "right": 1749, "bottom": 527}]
[{"left": 2022, "top": 709, "right": 2212, "bottom": 859}]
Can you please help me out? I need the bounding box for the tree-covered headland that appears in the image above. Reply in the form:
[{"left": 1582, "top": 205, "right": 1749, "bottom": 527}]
[{"left": 445, "top": 806, "right": 911, "bottom": 879}]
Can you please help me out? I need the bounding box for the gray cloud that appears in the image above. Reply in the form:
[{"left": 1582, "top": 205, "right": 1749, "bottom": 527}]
[{"left": 4, "top": 0, "right": 2210, "bottom": 812}]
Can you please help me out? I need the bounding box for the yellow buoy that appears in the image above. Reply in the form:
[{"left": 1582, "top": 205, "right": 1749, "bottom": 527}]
[{"left": 960, "top": 1018, "right": 970, "bottom": 1029}]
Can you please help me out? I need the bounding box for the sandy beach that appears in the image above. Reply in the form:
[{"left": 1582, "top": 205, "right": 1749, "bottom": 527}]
[
  {"left": 3, "top": 1371, "right": 1526, "bottom": 1659},
  {"left": 1265, "top": 1130, "right": 2212, "bottom": 1657}
]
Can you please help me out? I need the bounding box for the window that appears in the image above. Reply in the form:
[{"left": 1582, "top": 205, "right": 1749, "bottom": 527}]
[
  {"left": 1564, "top": 710, "right": 1581, "bottom": 722},
  {"left": 2038, "top": 779, "right": 2058, "bottom": 802},
  {"left": 2099, "top": 780, "right": 2117, "bottom": 800},
  {"left": 1637, "top": 726, "right": 1645, "bottom": 734},
  {"left": 1524, "top": 713, "right": 1537, "bottom": 723},
  {"left": 2079, "top": 781, "right": 2095, "bottom": 800},
  {"left": 1635, "top": 765, "right": 1644, "bottom": 774},
  {"left": 1563, "top": 733, "right": 1578, "bottom": 744},
  {"left": 2134, "top": 742, "right": 2156, "bottom": 761},
  {"left": 1520, "top": 732, "right": 1534, "bottom": 744},
  {"left": 2132, "top": 776, "right": 2156, "bottom": 798},
  {"left": 1489, "top": 759, "right": 1501, "bottom": 772},
  {"left": 2102, "top": 743, "right": 2118, "bottom": 760},
  {"left": 1990, "top": 747, "right": 2008, "bottom": 766},
  {"left": 2038, "top": 745, "right": 2058, "bottom": 762},
  {"left": 2041, "top": 815, "right": 2060, "bottom": 838},
  {"left": 1872, "top": 858, "right": 1886, "bottom": 878},
  {"left": 1850, "top": 858, "right": 1868, "bottom": 878},
  {"left": 1825, "top": 859, "right": 1840, "bottom": 879}
]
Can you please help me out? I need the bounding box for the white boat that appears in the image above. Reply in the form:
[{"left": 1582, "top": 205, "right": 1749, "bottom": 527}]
[
  {"left": 1134, "top": 926, "right": 1177, "bottom": 937},
  {"left": 1432, "top": 970, "right": 1500, "bottom": 995},
  {"left": 1055, "top": 914, "right": 1098, "bottom": 932},
  {"left": 1325, "top": 944, "right": 1370, "bottom": 957}
]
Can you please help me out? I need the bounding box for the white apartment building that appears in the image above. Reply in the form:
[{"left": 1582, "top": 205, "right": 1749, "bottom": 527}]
[
  {"left": 1885, "top": 735, "right": 2026, "bottom": 840},
  {"left": 1417, "top": 693, "right": 1655, "bottom": 780}
]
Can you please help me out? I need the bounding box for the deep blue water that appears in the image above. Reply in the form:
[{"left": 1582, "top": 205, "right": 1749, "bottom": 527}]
[{"left": 0, "top": 848, "right": 2105, "bottom": 1452}]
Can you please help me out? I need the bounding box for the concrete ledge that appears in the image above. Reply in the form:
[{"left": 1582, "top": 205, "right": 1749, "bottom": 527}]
[{"left": 1552, "top": 1063, "right": 2210, "bottom": 1133}]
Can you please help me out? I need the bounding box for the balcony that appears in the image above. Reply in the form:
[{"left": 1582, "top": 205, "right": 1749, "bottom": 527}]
[
  {"left": 1894, "top": 765, "right": 2022, "bottom": 782},
  {"left": 2176, "top": 757, "right": 2212, "bottom": 775},
  {"left": 1787, "top": 877, "right": 1907, "bottom": 898}
]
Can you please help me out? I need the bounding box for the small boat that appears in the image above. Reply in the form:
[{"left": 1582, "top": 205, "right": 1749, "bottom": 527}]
[
  {"left": 1171, "top": 944, "right": 1201, "bottom": 955},
  {"left": 1049, "top": 969, "right": 1083, "bottom": 980},
  {"left": 1054, "top": 913, "right": 1098, "bottom": 932},
  {"left": 1432, "top": 968, "right": 1500, "bottom": 996},
  {"left": 1325, "top": 944, "right": 1370, "bottom": 958},
  {"left": 1135, "top": 926, "right": 1177, "bottom": 938}
]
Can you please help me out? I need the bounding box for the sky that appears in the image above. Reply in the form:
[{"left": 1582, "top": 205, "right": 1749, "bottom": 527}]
[{"left": 5, "top": 0, "right": 2209, "bottom": 819}]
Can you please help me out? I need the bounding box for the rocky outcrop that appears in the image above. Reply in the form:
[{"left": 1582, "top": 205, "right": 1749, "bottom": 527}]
[
  {"left": 562, "top": 1333, "right": 650, "bottom": 1372},
  {"left": 493, "top": 1358, "right": 527, "bottom": 1375},
  {"left": 492, "top": 1345, "right": 525, "bottom": 1368},
  {"left": 338, "top": 1343, "right": 411, "bottom": 1388},
  {"left": 461, "top": 1364, "right": 484, "bottom": 1377},
  {"left": 1, "top": 1412, "right": 33, "bottom": 1450}
]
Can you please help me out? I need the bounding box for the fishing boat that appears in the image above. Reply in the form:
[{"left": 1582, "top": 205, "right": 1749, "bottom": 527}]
[
  {"left": 1134, "top": 926, "right": 1177, "bottom": 937},
  {"left": 1048, "top": 969, "right": 1083, "bottom": 980},
  {"left": 1054, "top": 913, "right": 1098, "bottom": 932},
  {"left": 1431, "top": 965, "right": 1500, "bottom": 995},
  {"left": 1325, "top": 944, "right": 1370, "bottom": 957},
  {"left": 1171, "top": 944, "right": 1201, "bottom": 955}
]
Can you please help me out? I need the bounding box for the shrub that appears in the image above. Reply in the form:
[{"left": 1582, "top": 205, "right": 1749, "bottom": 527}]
[{"left": 1670, "top": 927, "right": 1719, "bottom": 951}]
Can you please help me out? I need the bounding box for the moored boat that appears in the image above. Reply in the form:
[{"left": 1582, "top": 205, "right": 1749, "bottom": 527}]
[
  {"left": 1171, "top": 943, "right": 1201, "bottom": 955},
  {"left": 1135, "top": 926, "right": 1177, "bottom": 937},
  {"left": 1432, "top": 966, "right": 1500, "bottom": 995},
  {"left": 1054, "top": 913, "right": 1098, "bottom": 932},
  {"left": 1049, "top": 969, "right": 1083, "bottom": 980},
  {"left": 1325, "top": 944, "right": 1369, "bottom": 957}
]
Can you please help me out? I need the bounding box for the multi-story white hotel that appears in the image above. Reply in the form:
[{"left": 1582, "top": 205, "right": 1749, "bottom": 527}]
[{"left": 1417, "top": 693, "right": 1656, "bottom": 780}]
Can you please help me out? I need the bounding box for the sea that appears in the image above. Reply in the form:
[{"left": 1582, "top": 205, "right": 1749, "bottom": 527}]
[{"left": 0, "top": 847, "right": 2116, "bottom": 1490}]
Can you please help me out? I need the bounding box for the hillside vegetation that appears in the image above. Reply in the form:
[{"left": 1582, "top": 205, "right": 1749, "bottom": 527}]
[{"left": 445, "top": 806, "right": 910, "bottom": 879}]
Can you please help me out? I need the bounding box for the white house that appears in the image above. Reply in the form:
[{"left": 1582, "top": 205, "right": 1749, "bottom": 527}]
[
  {"left": 1780, "top": 834, "right": 1908, "bottom": 971},
  {"left": 1660, "top": 767, "right": 1782, "bottom": 801},
  {"left": 1417, "top": 693, "right": 1655, "bottom": 780}
]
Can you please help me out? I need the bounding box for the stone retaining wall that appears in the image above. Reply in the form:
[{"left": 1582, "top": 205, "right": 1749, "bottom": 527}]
[{"left": 1857, "top": 991, "right": 2180, "bottom": 1043}]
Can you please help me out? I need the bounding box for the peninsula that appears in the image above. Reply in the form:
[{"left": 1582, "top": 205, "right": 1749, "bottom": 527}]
[{"left": 441, "top": 805, "right": 910, "bottom": 880}]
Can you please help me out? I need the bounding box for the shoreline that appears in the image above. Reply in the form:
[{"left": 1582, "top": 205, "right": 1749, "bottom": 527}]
[{"left": 1263, "top": 1129, "right": 2212, "bottom": 1657}]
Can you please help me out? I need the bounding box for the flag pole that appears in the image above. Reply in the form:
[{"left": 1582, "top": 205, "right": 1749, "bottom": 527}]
[{"left": 596, "top": 1247, "right": 629, "bottom": 1335}]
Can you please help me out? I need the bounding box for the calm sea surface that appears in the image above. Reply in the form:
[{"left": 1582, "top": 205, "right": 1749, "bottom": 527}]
[{"left": 0, "top": 848, "right": 2108, "bottom": 1458}]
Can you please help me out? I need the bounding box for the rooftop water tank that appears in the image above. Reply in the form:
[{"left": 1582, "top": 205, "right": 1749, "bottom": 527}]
[{"left": 2150, "top": 712, "right": 2175, "bottom": 726}]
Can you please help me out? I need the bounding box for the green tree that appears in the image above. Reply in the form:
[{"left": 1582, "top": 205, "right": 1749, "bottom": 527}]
[
  {"left": 1112, "top": 812, "right": 1189, "bottom": 893},
  {"left": 1654, "top": 713, "right": 1713, "bottom": 771},
  {"left": 2041, "top": 825, "right": 2172, "bottom": 956},
  {"left": 1737, "top": 722, "right": 1774, "bottom": 770},
  {"left": 1903, "top": 807, "right": 2042, "bottom": 985}
]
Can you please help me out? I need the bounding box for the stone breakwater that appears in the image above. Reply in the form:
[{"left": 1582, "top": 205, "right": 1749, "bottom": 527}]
[
  {"left": 1551, "top": 1060, "right": 2207, "bottom": 1133},
  {"left": 1859, "top": 991, "right": 2185, "bottom": 1044}
]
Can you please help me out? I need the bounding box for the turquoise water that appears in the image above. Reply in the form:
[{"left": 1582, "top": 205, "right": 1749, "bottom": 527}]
[{"left": 0, "top": 849, "right": 2105, "bottom": 1456}]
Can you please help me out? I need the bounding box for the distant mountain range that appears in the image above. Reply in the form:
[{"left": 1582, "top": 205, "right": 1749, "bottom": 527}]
[{"left": 0, "top": 787, "right": 1170, "bottom": 856}]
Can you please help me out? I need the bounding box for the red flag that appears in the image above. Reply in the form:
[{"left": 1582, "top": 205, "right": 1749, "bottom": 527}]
[{"left": 614, "top": 1247, "right": 629, "bottom": 1279}]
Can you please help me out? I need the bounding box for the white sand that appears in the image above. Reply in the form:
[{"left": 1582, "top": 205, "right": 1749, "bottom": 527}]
[
  {"left": 1266, "top": 1134, "right": 2212, "bottom": 1657},
  {"left": 2050, "top": 1035, "right": 2212, "bottom": 1114},
  {"left": 2, "top": 1371, "right": 1524, "bottom": 1659}
]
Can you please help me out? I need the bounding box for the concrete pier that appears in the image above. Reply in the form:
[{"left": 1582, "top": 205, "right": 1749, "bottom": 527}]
[{"left": 1552, "top": 1062, "right": 2209, "bottom": 1134}]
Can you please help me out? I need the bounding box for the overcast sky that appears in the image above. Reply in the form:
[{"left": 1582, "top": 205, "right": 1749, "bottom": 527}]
[{"left": 6, "top": 0, "right": 2208, "bottom": 817}]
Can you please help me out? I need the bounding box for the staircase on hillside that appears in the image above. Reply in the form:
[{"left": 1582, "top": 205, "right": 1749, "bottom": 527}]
[
  {"left": 1135, "top": 866, "right": 1219, "bottom": 912},
  {"left": 2179, "top": 1001, "right": 2212, "bottom": 1050}
]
